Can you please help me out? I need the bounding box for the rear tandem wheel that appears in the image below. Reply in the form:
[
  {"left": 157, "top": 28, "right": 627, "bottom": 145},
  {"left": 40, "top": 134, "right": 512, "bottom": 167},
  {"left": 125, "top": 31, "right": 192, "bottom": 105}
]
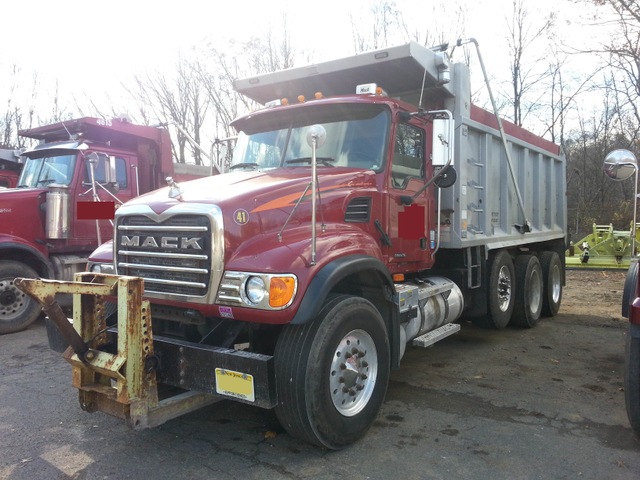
[
  {"left": 512, "top": 254, "right": 543, "bottom": 328},
  {"left": 474, "top": 249, "right": 515, "bottom": 329}
]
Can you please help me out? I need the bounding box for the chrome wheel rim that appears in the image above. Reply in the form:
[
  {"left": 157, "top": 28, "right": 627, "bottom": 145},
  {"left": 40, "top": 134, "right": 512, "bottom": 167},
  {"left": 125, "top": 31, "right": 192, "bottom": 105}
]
[
  {"left": 0, "top": 278, "right": 28, "bottom": 321},
  {"left": 497, "top": 265, "right": 512, "bottom": 312},
  {"left": 329, "top": 329, "right": 378, "bottom": 417},
  {"left": 550, "top": 264, "right": 561, "bottom": 304},
  {"left": 529, "top": 267, "right": 542, "bottom": 313}
]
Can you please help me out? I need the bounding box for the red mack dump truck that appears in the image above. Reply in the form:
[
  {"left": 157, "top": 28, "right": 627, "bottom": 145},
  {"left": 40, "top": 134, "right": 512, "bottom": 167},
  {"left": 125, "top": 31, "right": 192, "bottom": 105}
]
[
  {"left": 0, "top": 117, "right": 212, "bottom": 334},
  {"left": 18, "top": 41, "right": 567, "bottom": 449}
]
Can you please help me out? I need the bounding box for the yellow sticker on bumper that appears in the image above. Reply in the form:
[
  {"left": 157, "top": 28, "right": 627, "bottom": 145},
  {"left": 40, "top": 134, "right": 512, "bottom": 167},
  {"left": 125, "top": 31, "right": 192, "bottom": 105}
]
[{"left": 215, "top": 368, "right": 255, "bottom": 402}]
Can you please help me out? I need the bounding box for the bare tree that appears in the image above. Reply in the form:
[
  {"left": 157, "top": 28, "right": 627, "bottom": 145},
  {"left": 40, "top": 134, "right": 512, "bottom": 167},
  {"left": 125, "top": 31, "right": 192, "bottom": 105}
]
[
  {"left": 349, "top": 1, "right": 407, "bottom": 52},
  {"left": 120, "top": 52, "right": 211, "bottom": 165},
  {"left": 564, "top": 74, "right": 639, "bottom": 235},
  {"left": 538, "top": 46, "right": 603, "bottom": 145},
  {"left": 349, "top": 1, "right": 466, "bottom": 52},
  {"left": 504, "top": 0, "right": 556, "bottom": 126},
  {"left": 599, "top": 0, "right": 640, "bottom": 139}
]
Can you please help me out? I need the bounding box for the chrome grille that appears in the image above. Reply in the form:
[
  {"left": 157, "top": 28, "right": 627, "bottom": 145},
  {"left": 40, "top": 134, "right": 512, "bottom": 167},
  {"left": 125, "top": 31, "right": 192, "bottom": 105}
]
[{"left": 116, "top": 215, "right": 211, "bottom": 296}]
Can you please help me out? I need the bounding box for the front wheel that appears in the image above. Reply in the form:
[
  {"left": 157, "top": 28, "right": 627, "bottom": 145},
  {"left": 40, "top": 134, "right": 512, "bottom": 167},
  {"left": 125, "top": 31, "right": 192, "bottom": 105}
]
[
  {"left": 0, "top": 261, "right": 42, "bottom": 334},
  {"left": 274, "top": 295, "right": 390, "bottom": 449}
]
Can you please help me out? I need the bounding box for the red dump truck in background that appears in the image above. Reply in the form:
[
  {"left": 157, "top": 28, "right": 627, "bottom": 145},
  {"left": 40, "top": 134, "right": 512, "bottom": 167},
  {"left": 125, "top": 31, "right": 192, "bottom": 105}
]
[
  {"left": 20, "top": 41, "right": 567, "bottom": 448},
  {"left": 0, "top": 117, "right": 214, "bottom": 334}
]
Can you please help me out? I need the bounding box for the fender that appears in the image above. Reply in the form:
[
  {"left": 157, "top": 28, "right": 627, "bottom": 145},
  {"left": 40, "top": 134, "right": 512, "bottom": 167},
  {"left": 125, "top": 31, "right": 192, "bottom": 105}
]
[
  {"left": 291, "top": 254, "right": 403, "bottom": 369},
  {"left": 291, "top": 254, "right": 393, "bottom": 324},
  {"left": 0, "top": 241, "right": 55, "bottom": 279}
]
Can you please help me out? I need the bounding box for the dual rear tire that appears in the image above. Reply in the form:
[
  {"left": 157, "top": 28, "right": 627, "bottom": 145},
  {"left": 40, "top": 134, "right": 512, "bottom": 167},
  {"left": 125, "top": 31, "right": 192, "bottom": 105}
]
[
  {"left": 0, "top": 261, "right": 42, "bottom": 335},
  {"left": 476, "top": 250, "right": 562, "bottom": 329}
]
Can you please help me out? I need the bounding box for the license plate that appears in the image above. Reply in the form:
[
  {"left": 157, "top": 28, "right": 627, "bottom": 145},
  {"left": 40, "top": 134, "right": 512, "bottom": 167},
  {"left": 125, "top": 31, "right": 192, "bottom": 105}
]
[{"left": 215, "top": 368, "right": 255, "bottom": 402}]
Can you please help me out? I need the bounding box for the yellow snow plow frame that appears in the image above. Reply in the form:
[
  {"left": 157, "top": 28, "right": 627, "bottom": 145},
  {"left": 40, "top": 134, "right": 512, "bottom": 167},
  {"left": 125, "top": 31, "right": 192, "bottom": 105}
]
[{"left": 15, "top": 272, "right": 218, "bottom": 429}]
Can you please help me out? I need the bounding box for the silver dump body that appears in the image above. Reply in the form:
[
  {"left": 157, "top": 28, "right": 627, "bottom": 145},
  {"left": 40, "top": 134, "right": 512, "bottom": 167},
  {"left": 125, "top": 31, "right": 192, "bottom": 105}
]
[{"left": 234, "top": 42, "right": 566, "bottom": 252}]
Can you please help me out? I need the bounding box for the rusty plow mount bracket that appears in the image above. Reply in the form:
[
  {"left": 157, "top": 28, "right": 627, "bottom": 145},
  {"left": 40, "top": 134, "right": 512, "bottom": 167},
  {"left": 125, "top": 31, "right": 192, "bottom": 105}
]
[{"left": 14, "top": 273, "right": 219, "bottom": 429}]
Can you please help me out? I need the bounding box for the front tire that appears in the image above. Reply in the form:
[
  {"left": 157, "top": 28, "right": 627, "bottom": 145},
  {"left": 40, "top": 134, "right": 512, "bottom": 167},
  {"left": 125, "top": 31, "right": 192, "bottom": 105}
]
[
  {"left": 0, "top": 261, "right": 42, "bottom": 335},
  {"left": 274, "top": 295, "right": 390, "bottom": 449}
]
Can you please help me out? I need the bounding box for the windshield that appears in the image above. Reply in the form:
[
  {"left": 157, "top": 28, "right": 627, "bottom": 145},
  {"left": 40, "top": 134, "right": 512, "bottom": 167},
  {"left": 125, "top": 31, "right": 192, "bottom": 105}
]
[
  {"left": 18, "top": 153, "right": 77, "bottom": 187},
  {"left": 232, "top": 104, "right": 389, "bottom": 171}
]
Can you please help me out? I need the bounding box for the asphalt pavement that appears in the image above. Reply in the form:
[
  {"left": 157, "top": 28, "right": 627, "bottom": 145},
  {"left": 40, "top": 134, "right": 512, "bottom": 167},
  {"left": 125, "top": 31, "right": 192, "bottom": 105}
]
[{"left": 1, "top": 312, "right": 639, "bottom": 480}]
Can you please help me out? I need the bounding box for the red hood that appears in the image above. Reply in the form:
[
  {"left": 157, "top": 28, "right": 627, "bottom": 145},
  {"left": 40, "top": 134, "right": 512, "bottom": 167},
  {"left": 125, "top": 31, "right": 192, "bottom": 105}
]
[
  {"left": 0, "top": 187, "right": 47, "bottom": 249},
  {"left": 123, "top": 168, "right": 376, "bottom": 220},
  {"left": 115, "top": 167, "right": 380, "bottom": 265}
]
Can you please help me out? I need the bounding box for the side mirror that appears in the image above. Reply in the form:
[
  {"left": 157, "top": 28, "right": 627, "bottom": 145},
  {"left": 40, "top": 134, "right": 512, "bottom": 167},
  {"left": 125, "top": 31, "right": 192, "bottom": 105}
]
[
  {"left": 106, "top": 155, "right": 117, "bottom": 185},
  {"left": 434, "top": 165, "right": 457, "bottom": 188},
  {"left": 603, "top": 149, "right": 637, "bottom": 181},
  {"left": 432, "top": 118, "right": 453, "bottom": 167},
  {"left": 306, "top": 124, "right": 327, "bottom": 148},
  {"left": 86, "top": 152, "right": 115, "bottom": 184}
]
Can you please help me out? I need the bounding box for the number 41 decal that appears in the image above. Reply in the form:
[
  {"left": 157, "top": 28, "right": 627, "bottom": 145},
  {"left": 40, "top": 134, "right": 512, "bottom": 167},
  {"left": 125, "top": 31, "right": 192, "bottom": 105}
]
[{"left": 234, "top": 209, "right": 249, "bottom": 225}]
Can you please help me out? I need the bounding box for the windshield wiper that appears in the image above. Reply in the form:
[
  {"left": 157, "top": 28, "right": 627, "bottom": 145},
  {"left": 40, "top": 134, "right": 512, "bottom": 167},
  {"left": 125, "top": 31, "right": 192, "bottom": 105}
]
[
  {"left": 285, "top": 157, "right": 335, "bottom": 167},
  {"left": 229, "top": 162, "right": 259, "bottom": 171},
  {"left": 36, "top": 179, "right": 56, "bottom": 185}
]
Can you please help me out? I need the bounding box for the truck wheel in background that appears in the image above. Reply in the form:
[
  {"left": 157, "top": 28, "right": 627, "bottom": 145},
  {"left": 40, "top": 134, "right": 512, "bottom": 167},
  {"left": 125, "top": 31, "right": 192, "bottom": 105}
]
[
  {"left": 512, "top": 255, "right": 543, "bottom": 328},
  {"left": 540, "top": 251, "right": 563, "bottom": 317},
  {"left": 474, "top": 250, "right": 515, "bottom": 329},
  {"left": 0, "top": 261, "right": 42, "bottom": 334},
  {"left": 274, "top": 295, "right": 390, "bottom": 449},
  {"left": 625, "top": 326, "right": 640, "bottom": 438}
]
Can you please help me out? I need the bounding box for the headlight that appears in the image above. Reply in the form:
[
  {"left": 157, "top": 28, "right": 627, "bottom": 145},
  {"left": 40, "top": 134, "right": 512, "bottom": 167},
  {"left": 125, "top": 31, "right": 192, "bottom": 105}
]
[
  {"left": 89, "top": 263, "right": 115, "bottom": 274},
  {"left": 245, "top": 276, "right": 267, "bottom": 304},
  {"left": 217, "top": 271, "right": 298, "bottom": 310}
]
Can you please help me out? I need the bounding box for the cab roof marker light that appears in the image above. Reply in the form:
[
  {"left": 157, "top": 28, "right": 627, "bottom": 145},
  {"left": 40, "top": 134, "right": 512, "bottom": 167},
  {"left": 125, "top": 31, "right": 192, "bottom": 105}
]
[
  {"left": 376, "top": 86, "right": 388, "bottom": 97},
  {"left": 356, "top": 83, "right": 377, "bottom": 95},
  {"left": 356, "top": 83, "right": 388, "bottom": 97}
]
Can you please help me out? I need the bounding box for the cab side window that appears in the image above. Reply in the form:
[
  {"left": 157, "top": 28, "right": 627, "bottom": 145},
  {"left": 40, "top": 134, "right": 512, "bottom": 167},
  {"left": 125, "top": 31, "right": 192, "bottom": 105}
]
[
  {"left": 392, "top": 123, "right": 424, "bottom": 189},
  {"left": 84, "top": 157, "right": 128, "bottom": 188}
]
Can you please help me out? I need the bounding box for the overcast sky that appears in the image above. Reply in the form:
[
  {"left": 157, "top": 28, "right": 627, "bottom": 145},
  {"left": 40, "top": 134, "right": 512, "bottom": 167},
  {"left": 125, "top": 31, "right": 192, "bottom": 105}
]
[{"left": 2, "top": 0, "right": 604, "bottom": 126}]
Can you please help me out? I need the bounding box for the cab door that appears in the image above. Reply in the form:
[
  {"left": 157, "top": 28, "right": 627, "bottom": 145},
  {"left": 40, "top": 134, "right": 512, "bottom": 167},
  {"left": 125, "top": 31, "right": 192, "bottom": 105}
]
[
  {"left": 72, "top": 153, "right": 139, "bottom": 244},
  {"left": 386, "top": 120, "right": 435, "bottom": 272}
]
